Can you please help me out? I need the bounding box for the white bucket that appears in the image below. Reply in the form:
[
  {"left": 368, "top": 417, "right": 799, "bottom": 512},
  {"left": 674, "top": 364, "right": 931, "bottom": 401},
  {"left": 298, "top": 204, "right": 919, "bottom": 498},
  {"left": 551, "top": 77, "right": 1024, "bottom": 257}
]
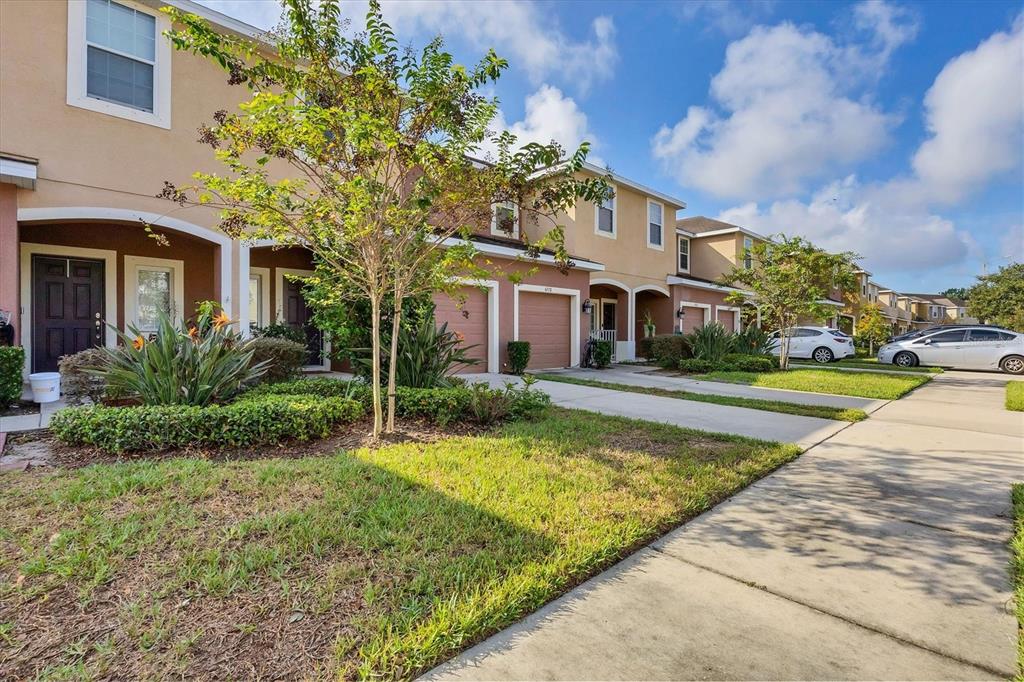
[{"left": 29, "top": 372, "right": 61, "bottom": 403}]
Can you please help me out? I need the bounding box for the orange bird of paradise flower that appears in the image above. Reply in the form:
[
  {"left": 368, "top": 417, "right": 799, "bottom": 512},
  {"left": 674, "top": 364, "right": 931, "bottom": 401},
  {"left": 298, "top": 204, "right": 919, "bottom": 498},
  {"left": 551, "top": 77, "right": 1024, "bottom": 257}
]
[
  {"left": 132, "top": 335, "right": 145, "bottom": 350},
  {"left": 212, "top": 311, "right": 231, "bottom": 330},
  {"left": 187, "top": 326, "right": 200, "bottom": 341}
]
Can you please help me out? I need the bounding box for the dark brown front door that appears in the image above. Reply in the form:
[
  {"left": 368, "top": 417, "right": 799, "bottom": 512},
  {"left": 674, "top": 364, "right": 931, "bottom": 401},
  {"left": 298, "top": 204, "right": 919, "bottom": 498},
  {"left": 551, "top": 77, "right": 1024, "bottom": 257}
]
[
  {"left": 283, "top": 278, "right": 323, "bottom": 366},
  {"left": 32, "top": 256, "right": 105, "bottom": 372}
]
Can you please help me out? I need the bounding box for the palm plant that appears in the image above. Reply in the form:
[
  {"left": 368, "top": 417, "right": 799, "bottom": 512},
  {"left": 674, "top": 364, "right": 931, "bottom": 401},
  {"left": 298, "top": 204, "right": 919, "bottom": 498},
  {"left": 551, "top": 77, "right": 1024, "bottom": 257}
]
[
  {"left": 685, "top": 322, "right": 735, "bottom": 364},
  {"left": 91, "top": 306, "right": 266, "bottom": 406}
]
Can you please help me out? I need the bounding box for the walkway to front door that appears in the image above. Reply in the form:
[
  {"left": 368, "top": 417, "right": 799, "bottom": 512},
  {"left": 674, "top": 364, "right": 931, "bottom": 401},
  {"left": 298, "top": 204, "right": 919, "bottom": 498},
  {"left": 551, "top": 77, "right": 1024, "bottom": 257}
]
[{"left": 31, "top": 256, "right": 104, "bottom": 372}]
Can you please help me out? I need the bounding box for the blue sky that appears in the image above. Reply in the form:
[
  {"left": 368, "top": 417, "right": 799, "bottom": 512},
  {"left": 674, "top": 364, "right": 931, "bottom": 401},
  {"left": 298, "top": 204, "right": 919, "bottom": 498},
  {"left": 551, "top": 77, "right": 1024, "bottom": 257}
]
[{"left": 197, "top": 0, "right": 1023, "bottom": 293}]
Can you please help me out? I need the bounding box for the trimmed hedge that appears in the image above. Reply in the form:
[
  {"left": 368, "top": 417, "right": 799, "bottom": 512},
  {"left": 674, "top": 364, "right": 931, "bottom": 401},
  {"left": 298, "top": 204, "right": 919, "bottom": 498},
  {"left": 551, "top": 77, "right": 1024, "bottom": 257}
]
[
  {"left": 0, "top": 346, "right": 25, "bottom": 408},
  {"left": 650, "top": 334, "right": 690, "bottom": 368},
  {"left": 593, "top": 340, "right": 612, "bottom": 368},
  {"left": 637, "top": 336, "right": 654, "bottom": 360},
  {"left": 507, "top": 341, "right": 531, "bottom": 375},
  {"left": 678, "top": 354, "right": 777, "bottom": 374},
  {"left": 678, "top": 358, "right": 716, "bottom": 374},
  {"left": 247, "top": 337, "right": 308, "bottom": 384},
  {"left": 51, "top": 393, "right": 364, "bottom": 453}
]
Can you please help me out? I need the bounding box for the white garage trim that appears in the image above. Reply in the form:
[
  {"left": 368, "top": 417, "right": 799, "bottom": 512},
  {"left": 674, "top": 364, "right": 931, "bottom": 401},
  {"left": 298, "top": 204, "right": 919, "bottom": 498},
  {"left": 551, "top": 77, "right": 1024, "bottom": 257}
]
[
  {"left": 275, "top": 267, "right": 331, "bottom": 371},
  {"left": 678, "top": 300, "right": 711, "bottom": 332},
  {"left": 459, "top": 279, "right": 500, "bottom": 373},
  {"left": 19, "top": 242, "right": 118, "bottom": 378},
  {"left": 513, "top": 283, "right": 581, "bottom": 367},
  {"left": 716, "top": 305, "right": 742, "bottom": 332}
]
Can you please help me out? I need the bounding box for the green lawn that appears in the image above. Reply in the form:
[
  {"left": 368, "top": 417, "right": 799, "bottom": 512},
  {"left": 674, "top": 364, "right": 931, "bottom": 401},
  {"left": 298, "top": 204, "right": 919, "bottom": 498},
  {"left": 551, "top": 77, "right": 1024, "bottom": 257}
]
[
  {"left": 792, "top": 358, "right": 942, "bottom": 374},
  {"left": 535, "top": 373, "right": 867, "bottom": 422},
  {"left": 1011, "top": 484, "right": 1024, "bottom": 675},
  {"left": 0, "top": 408, "right": 798, "bottom": 680},
  {"left": 1007, "top": 382, "right": 1024, "bottom": 412},
  {"left": 695, "top": 368, "right": 931, "bottom": 400}
]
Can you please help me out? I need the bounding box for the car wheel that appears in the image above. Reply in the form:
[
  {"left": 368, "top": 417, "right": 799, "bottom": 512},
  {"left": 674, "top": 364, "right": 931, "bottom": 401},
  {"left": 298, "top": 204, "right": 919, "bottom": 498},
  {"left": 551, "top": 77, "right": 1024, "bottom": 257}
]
[
  {"left": 1001, "top": 355, "right": 1024, "bottom": 375},
  {"left": 893, "top": 351, "right": 917, "bottom": 368},
  {"left": 811, "top": 347, "right": 834, "bottom": 364}
]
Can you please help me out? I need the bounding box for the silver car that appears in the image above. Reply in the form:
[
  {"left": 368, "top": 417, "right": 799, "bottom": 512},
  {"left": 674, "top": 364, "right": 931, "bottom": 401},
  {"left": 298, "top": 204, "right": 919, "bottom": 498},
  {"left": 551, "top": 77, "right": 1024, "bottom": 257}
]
[{"left": 877, "top": 326, "right": 1024, "bottom": 374}]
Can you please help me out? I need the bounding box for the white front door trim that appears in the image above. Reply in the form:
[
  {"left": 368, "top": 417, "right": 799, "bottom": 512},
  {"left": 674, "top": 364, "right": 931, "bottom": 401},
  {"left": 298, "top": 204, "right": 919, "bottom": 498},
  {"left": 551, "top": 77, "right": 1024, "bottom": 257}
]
[
  {"left": 275, "top": 267, "right": 331, "bottom": 371},
  {"left": 19, "top": 242, "right": 118, "bottom": 378},
  {"left": 513, "top": 283, "right": 581, "bottom": 367}
]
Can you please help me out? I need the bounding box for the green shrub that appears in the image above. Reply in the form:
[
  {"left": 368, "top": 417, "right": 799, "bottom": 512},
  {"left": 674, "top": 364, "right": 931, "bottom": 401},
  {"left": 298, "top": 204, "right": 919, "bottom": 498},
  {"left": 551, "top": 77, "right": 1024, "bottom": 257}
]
[
  {"left": 507, "top": 341, "right": 531, "bottom": 375},
  {"left": 353, "top": 314, "right": 479, "bottom": 388},
  {"left": 650, "top": 334, "right": 690, "bottom": 368},
  {"left": 732, "top": 326, "right": 773, "bottom": 356},
  {"left": 50, "top": 393, "right": 364, "bottom": 453},
  {"left": 252, "top": 322, "right": 308, "bottom": 345},
  {"left": 58, "top": 348, "right": 111, "bottom": 406},
  {"left": 593, "top": 340, "right": 613, "bottom": 368},
  {"left": 247, "top": 337, "right": 308, "bottom": 384},
  {"left": 0, "top": 346, "right": 24, "bottom": 408},
  {"left": 678, "top": 358, "right": 716, "bottom": 374},
  {"left": 721, "top": 353, "right": 777, "bottom": 372},
  {"left": 467, "top": 376, "right": 551, "bottom": 424},
  {"left": 637, "top": 337, "right": 655, "bottom": 360},
  {"left": 93, "top": 306, "right": 267, "bottom": 406},
  {"left": 686, "top": 322, "right": 734, "bottom": 363}
]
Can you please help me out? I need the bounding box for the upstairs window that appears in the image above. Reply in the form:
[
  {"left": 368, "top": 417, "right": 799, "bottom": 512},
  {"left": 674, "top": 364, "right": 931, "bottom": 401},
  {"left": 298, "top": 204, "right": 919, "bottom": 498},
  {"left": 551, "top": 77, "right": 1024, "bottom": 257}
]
[
  {"left": 743, "top": 236, "right": 753, "bottom": 269},
  {"left": 678, "top": 236, "right": 690, "bottom": 272},
  {"left": 68, "top": 0, "right": 171, "bottom": 127},
  {"left": 490, "top": 201, "right": 519, "bottom": 239},
  {"left": 595, "top": 189, "right": 616, "bottom": 237},
  {"left": 647, "top": 200, "right": 663, "bottom": 249}
]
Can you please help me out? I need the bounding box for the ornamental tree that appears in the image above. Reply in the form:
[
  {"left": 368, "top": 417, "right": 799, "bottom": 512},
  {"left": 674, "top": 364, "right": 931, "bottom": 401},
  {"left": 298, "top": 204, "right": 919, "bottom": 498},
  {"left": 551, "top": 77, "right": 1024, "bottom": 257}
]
[
  {"left": 855, "top": 303, "right": 891, "bottom": 355},
  {"left": 966, "top": 263, "right": 1024, "bottom": 331},
  {"left": 160, "top": 0, "right": 608, "bottom": 436},
  {"left": 723, "top": 236, "right": 858, "bottom": 369}
]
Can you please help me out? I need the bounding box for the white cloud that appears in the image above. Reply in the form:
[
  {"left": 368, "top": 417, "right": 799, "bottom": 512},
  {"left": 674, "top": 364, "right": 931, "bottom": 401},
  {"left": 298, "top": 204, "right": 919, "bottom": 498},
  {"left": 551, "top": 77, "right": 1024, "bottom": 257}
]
[
  {"left": 653, "top": 1, "right": 917, "bottom": 201},
  {"left": 911, "top": 16, "right": 1024, "bottom": 203},
  {"left": 481, "top": 85, "right": 602, "bottom": 165},
  {"left": 674, "top": 0, "right": 777, "bottom": 38},
  {"left": 377, "top": 1, "right": 617, "bottom": 94}
]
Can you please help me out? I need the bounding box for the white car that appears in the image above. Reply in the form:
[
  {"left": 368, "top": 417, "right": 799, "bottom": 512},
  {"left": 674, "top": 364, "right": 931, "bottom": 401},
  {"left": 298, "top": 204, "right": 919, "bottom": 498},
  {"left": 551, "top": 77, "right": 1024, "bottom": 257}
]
[
  {"left": 877, "top": 326, "right": 1024, "bottom": 374},
  {"left": 768, "top": 327, "right": 856, "bottom": 363}
]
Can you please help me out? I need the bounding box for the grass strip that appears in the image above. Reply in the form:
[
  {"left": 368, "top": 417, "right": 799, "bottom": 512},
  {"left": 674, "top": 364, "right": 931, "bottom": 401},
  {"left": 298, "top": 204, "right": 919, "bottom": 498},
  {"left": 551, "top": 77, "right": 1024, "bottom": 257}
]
[
  {"left": 1011, "top": 484, "right": 1024, "bottom": 677},
  {"left": 535, "top": 373, "right": 867, "bottom": 422},
  {"left": 1007, "top": 382, "right": 1024, "bottom": 412},
  {"left": 792, "top": 359, "right": 942, "bottom": 374},
  {"left": 693, "top": 367, "right": 931, "bottom": 400}
]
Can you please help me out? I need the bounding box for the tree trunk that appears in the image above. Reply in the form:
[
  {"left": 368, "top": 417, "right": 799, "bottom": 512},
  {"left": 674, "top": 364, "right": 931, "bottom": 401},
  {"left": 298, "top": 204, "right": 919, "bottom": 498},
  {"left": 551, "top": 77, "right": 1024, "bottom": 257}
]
[
  {"left": 778, "top": 316, "right": 790, "bottom": 370},
  {"left": 385, "top": 293, "right": 403, "bottom": 433},
  {"left": 369, "top": 293, "right": 383, "bottom": 437}
]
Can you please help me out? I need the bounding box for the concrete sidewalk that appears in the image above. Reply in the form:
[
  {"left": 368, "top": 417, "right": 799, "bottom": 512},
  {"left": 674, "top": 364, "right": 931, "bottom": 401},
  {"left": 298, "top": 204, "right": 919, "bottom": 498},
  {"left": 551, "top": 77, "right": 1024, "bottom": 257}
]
[
  {"left": 544, "top": 364, "right": 889, "bottom": 412},
  {"left": 467, "top": 373, "right": 850, "bottom": 449},
  {"left": 426, "top": 370, "right": 1022, "bottom": 680}
]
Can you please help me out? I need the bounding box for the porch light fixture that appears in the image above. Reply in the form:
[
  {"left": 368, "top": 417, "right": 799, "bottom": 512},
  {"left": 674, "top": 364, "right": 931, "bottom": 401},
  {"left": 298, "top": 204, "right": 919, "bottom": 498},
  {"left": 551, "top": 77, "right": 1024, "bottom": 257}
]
[
  {"left": 675, "top": 308, "right": 686, "bottom": 319},
  {"left": 582, "top": 298, "right": 594, "bottom": 315}
]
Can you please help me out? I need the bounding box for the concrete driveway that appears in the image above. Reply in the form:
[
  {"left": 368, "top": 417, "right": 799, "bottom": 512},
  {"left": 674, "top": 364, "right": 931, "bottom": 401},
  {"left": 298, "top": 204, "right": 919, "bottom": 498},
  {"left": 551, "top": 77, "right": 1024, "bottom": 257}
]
[
  {"left": 466, "top": 372, "right": 853, "bottom": 449},
  {"left": 425, "top": 370, "right": 1023, "bottom": 680}
]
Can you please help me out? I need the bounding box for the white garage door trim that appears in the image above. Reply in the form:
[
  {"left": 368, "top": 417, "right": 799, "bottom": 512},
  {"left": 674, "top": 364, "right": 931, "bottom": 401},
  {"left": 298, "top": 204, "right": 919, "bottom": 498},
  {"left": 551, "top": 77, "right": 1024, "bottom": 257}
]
[
  {"left": 458, "top": 279, "right": 500, "bottom": 373},
  {"left": 513, "top": 283, "right": 581, "bottom": 367},
  {"left": 678, "top": 300, "right": 711, "bottom": 332},
  {"left": 716, "top": 305, "right": 742, "bottom": 332}
]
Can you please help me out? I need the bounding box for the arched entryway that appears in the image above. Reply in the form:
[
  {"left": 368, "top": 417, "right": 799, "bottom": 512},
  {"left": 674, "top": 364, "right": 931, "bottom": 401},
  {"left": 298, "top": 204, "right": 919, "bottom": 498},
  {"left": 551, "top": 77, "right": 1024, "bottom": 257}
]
[
  {"left": 589, "top": 278, "right": 630, "bottom": 361},
  {"left": 633, "top": 285, "right": 673, "bottom": 342}
]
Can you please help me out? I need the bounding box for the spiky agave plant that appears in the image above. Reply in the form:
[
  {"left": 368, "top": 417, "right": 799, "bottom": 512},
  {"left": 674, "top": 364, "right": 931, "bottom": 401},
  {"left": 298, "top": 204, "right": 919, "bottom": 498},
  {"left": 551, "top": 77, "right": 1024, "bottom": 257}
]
[{"left": 685, "top": 322, "right": 735, "bottom": 364}]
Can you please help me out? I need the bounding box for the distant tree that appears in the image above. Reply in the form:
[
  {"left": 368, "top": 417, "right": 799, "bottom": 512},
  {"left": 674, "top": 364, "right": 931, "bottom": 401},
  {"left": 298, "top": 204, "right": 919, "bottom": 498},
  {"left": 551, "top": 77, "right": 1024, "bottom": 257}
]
[
  {"left": 855, "top": 303, "right": 891, "bottom": 355},
  {"left": 723, "top": 236, "right": 859, "bottom": 369},
  {"left": 939, "top": 286, "right": 969, "bottom": 300},
  {"left": 966, "top": 263, "right": 1024, "bottom": 331}
]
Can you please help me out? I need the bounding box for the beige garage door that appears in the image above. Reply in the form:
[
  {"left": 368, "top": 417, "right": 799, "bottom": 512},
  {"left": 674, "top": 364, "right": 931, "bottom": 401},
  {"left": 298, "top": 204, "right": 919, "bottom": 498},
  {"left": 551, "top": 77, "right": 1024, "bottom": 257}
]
[
  {"left": 433, "top": 287, "right": 489, "bottom": 373},
  {"left": 519, "top": 292, "right": 571, "bottom": 369},
  {"left": 717, "top": 309, "right": 736, "bottom": 331},
  {"left": 680, "top": 306, "right": 707, "bottom": 334}
]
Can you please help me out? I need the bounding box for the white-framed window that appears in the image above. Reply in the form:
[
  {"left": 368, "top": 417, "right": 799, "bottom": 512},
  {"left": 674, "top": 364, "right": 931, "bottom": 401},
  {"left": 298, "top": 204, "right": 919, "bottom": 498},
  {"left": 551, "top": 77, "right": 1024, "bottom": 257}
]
[
  {"left": 677, "top": 236, "right": 690, "bottom": 273},
  {"left": 249, "top": 274, "right": 264, "bottom": 329},
  {"left": 647, "top": 200, "right": 663, "bottom": 250},
  {"left": 743, "top": 236, "right": 753, "bottom": 269},
  {"left": 124, "top": 255, "right": 184, "bottom": 333},
  {"left": 67, "top": 0, "right": 172, "bottom": 128},
  {"left": 929, "top": 305, "right": 940, "bottom": 319},
  {"left": 490, "top": 201, "right": 519, "bottom": 239},
  {"left": 595, "top": 186, "right": 616, "bottom": 238}
]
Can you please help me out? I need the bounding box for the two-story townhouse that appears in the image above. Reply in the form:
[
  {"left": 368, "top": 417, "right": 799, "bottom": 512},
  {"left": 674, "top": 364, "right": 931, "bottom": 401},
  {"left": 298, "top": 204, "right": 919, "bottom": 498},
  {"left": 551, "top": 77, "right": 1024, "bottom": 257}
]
[
  {"left": 902, "top": 294, "right": 979, "bottom": 328},
  {"left": 0, "top": 0, "right": 609, "bottom": 378}
]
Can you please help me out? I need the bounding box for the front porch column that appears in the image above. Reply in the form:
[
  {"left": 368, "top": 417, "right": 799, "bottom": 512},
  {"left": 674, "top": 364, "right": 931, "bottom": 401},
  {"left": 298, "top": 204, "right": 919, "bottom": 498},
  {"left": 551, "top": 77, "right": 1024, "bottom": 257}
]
[
  {"left": 622, "top": 287, "right": 636, "bottom": 361},
  {"left": 0, "top": 184, "right": 18, "bottom": 344},
  {"left": 237, "top": 242, "right": 251, "bottom": 335}
]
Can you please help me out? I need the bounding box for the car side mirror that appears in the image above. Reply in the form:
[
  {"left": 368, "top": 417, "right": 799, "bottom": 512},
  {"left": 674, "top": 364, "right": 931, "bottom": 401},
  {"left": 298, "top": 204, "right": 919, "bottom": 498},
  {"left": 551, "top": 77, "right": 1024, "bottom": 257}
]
[{"left": 922, "top": 339, "right": 932, "bottom": 345}]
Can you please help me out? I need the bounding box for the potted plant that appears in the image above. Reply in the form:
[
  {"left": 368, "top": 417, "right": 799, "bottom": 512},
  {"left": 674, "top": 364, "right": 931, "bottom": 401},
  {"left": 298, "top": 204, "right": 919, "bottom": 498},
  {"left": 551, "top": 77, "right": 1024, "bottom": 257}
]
[{"left": 642, "top": 309, "right": 656, "bottom": 338}]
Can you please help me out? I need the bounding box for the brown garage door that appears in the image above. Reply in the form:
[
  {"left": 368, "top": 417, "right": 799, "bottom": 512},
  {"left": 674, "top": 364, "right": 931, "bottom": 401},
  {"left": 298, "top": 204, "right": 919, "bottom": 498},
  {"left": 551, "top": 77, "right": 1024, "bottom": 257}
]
[
  {"left": 519, "top": 292, "right": 571, "bottom": 369},
  {"left": 717, "top": 309, "right": 736, "bottom": 332},
  {"left": 433, "top": 287, "right": 488, "bottom": 373},
  {"left": 680, "top": 306, "right": 706, "bottom": 333}
]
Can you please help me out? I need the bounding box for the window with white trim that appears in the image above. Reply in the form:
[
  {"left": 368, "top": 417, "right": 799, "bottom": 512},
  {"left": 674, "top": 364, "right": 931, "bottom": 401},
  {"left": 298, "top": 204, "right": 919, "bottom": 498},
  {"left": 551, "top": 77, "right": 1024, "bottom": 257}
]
[
  {"left": 136, "top": 266, "right": 172, "bottom": 332},
  {"left": 68, "top": 0, "right": 171, "bottom": 127},
  {"left": 743, "top": 236, "right": 753, "bottom": 269},
  {"left": 595, "top": 189, "right": 615, "bottom": 236},
  {"left": 249, "top": 273, "right": 264, "bottom": 329},
  {"left": 677, "top": 236, "right": 690, "bottom": 272},
  {"left": 929, "top": 305, "right": 940, "bottom": 319},
  {"left": 490, "top": 201, "right": 519, "bottom": 239},
  {"left": 647, "top": 201, "right": 663, "bottom": 249}
]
